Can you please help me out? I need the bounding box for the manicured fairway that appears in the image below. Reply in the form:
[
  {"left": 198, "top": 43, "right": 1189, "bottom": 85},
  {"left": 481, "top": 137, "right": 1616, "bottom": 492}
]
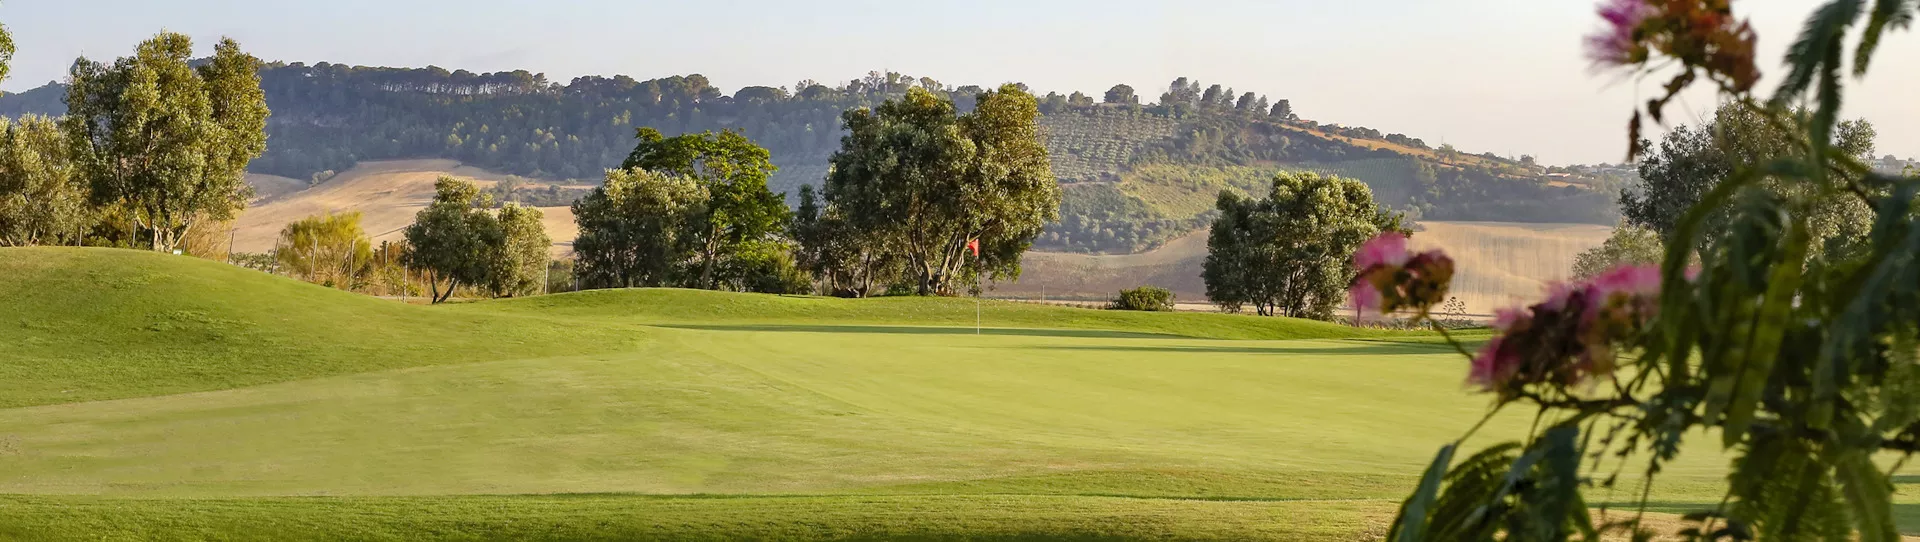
[{"left": 0, "top": 247, "right": 1909, "bottom": 540}]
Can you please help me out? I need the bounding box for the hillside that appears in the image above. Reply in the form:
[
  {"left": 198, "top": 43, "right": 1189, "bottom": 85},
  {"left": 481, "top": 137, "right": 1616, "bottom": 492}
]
[
  {"left": 0, "top": 66, "right": 1620, "bottom": 255},
  {"left": 233, "top": 158, "right": 1606, "bottom": 310},
  {"left": 230, "top": 159, "right": 579, "bottom": 255}
]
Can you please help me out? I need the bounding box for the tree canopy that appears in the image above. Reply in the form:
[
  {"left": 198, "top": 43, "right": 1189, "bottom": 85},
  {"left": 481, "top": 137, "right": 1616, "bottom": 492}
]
[
  {"left": 822, "top": 84, "right": 1059, "bottom": 295},
  {"left": 63, "top": 34, "right": 269, "bottom": 252},
  {"left": 400, "top": 176, "right": 550, "bottom": 303},
  {"left": 571, "top": 167, "right": 708, "bottom": 289},
  {"left": 621, "top": 128, "right": 787, "bottom": 289},
  {"left": 1204, "top": 172, "right": 1398, "bottom": 319},
  {"left": 0, "top": 115, "right": 85, "bottom": 246},
  {"left": 1622, "top": 102, "right": 1876, "bottom": 254}
]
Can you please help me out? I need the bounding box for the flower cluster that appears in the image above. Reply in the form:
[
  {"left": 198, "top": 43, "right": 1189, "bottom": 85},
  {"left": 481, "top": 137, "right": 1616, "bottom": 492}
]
[
  {"left": 1585, "top": 0, "right": 1759, "bottom": 92},
  {"left": 1470, "top": 265, "right": 1664, "bottom": 395},
  {"left": 1349, "top": 233, "right": 1455, "bottom": 320}
]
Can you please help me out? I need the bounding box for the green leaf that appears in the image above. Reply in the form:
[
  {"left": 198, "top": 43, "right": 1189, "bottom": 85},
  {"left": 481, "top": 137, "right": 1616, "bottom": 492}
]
[
  {"left": 1833, "top": 449, "right": 1898, "bottom": 542},
  {"left": 1774, "top": 0, "right": 1863, "bottom": 106},
  {"left": 1391, "top": 443, "right": 1457, "bottom": 542},
  {"left": 1532, "top": 425, "right": 1584, "bottom": 540},
  {"left": 1720, "top": 220, "right": 1810, "bottom": 447},
  {"left": 1854, "top": 0, "right": 1916, "bottom": 76}
]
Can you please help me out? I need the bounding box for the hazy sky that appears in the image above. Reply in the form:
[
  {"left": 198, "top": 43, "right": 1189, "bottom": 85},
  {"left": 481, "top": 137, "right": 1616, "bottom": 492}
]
[{"left": 3, "top": 0, "right": 1914, "bottom": 165}]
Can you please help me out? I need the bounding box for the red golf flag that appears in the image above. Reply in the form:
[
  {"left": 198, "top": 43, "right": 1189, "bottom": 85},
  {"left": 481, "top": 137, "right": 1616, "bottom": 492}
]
[{"left": 966, "top": 238, "right": 980, "bottom": 257}]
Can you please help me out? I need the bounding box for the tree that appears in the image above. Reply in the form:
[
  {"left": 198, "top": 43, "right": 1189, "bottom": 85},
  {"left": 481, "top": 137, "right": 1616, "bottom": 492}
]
[
  {"left": 1622, "top": 102, "right": 1877, "bottom": 254},
  {"left": 0, "top": 115, "right": 87, "bottom": 246},
  {"left": 0, "top": 6, "right": 13, "bottom": 84},
  {"left": 1204, "top": 172, "right": 1394, "bottom": 319},
  {"left": 790, "top": 183, "right": 900, "bottom": 297},
  {"left": 488, "top": 204, "right": 551, "bottom": 297},
  {"left": 403, "top": 177, "right": 502, "bottom": 303},
  {"left": 1269, "top": 99, "right": 1292, "bottom": 120},
  {"left": 1102, "top": 84, "right": 1137, "bottom": 104},
  {"left": 822, "top": 84, "right": 1059, "bottom": 296},
  {"left": 1570, "top": 223, "right": 1662, "bottom": 279},
  {"left": 64, "top": 34, "right": 269, "bottom": 252},
  {"left": 621, "top": 128, "right": 788, "bottom": 289},
  {"left": 571, "top": 167, "right": 708, "bottom": 289},
  {"left": 1234, "top": 92, "right": 1258, "bottom": 112},
  {"left": 1066, "top": 91, "right": 1093, "bottom": 107},
  {"left": 720, "top": 239, "right": 812, "bottom": 294},
  {"left": 1200, "top": 84, "right": 1224, "bottom": 108},
  {"left": 273, "top": 211, "right": 374, "bottom": 289}
]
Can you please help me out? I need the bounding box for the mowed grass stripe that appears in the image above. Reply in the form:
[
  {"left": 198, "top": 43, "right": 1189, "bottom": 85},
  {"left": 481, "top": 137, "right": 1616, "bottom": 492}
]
[
  {"left": 0, "top": 494, "right": 1398, "bottom": 542},
  {"left": 0, "top": 327, "right": 1505, "bottom": 497}
]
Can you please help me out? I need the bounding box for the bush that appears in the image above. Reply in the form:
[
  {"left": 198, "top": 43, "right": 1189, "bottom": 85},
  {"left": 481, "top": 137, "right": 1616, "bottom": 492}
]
[{"left": 1110, "top": 286, "right": 1174, "bottom": 311}]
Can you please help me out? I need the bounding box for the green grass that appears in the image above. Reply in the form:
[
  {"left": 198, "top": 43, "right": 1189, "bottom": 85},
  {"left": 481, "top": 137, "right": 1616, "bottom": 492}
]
[
  {"left": 0, "top": 247, "right": 1901, "bottom": 540},
  {"left": 0, "top": 495, "right": 1396, "bottom": 541},
  {"left": 0, "top": 248, "right": 645, "bottom": 408},
  {"left": 0, "top": 248, "right": 1384, "bottom": 408},
  {"left": 474, "top": 287, "right": 1403, "bottom": 341}
]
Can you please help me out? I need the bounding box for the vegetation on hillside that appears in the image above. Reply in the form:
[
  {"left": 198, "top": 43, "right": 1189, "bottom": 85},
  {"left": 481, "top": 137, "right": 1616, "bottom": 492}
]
[{"left": 2, "top": 66, "right": 1625, "bottom": 255}]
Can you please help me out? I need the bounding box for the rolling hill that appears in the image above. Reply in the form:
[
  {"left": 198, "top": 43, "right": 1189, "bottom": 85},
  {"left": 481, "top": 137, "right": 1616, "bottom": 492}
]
[
  {"left": 235, "top": 159, "right": 1610, "bottom": 311},
  {"left": 0, "top": 246, "right": 1781, "bottom": 540},
  {"left": 0, "top": 66, "right": 1622, "bottom": 256},
  {"left": 232, "top": 159, "right": 578, "bottom": 255}
]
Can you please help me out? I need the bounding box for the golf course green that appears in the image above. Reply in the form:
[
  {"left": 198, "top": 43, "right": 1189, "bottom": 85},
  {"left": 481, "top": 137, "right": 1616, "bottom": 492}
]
[{"left": 1, "top": 247, "right": 1910, "bottom": 540}]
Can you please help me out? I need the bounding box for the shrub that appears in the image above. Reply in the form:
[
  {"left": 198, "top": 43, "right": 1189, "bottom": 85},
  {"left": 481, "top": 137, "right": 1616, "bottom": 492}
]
[{"left": 1110, "top": 286, "right": 1174, "bottom": 311}]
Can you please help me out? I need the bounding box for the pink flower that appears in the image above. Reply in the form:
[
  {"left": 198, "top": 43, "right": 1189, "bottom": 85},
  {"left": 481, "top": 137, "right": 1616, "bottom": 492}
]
[
  {"left": 1468, "top": 336, "right": 1514, "bottom": 391},
  {"left": 1349, "top": 280, "right": 1382, "bottom": 320},
  {"left": 1585, "top": 0, "right": 1655, "bottom": 67},
  {"left": 1541, "top": 281, "right": 1584, "bottom": 312},
  {"left": 1590, "top": 264, "right": 1661, "bottom": 299},
  {"left": 1492, "top": 307, "right": 1527, "bottom": 332},
  {"left": 1354, "top": 233, "right": 1411, "bottom": 270}
]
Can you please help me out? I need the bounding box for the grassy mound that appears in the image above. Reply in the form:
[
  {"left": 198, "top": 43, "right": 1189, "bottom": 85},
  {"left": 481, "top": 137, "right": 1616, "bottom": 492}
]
[{"left": 0, "top": 247, "right": 642, "bottom": 408}]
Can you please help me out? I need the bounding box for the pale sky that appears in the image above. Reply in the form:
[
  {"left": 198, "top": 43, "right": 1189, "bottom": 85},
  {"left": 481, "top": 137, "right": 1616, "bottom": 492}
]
[{"left": 3, "top": 0, "right": 1915, "bottom": 165}]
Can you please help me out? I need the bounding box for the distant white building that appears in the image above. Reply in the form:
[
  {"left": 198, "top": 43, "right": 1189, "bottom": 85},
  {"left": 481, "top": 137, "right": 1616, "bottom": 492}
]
[{"left": 1872, "top": 156, "right": 1917, "bottom": 175}]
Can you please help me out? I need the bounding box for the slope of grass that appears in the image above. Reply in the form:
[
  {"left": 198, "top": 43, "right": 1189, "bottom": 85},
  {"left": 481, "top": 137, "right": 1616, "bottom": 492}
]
[{"left": 0, "top": 247, "right": 646, "bottom": 408}]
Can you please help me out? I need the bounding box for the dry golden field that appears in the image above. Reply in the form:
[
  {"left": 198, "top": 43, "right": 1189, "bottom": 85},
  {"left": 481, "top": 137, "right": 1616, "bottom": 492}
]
[
  {"left": 231, "top": 160, "right": 575, "bottom": 256},
  {"left": 1408, "top": 221, "right": 1613, "bottom": 314},
  {"left": 1001, "top": 221, "right": 1610, "bottom": 313}
]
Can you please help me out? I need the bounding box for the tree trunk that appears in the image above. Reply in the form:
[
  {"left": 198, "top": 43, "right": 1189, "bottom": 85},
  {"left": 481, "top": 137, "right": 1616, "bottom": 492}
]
[{"left": 435, "top": 279, "right": 458, "bottom": 303}]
